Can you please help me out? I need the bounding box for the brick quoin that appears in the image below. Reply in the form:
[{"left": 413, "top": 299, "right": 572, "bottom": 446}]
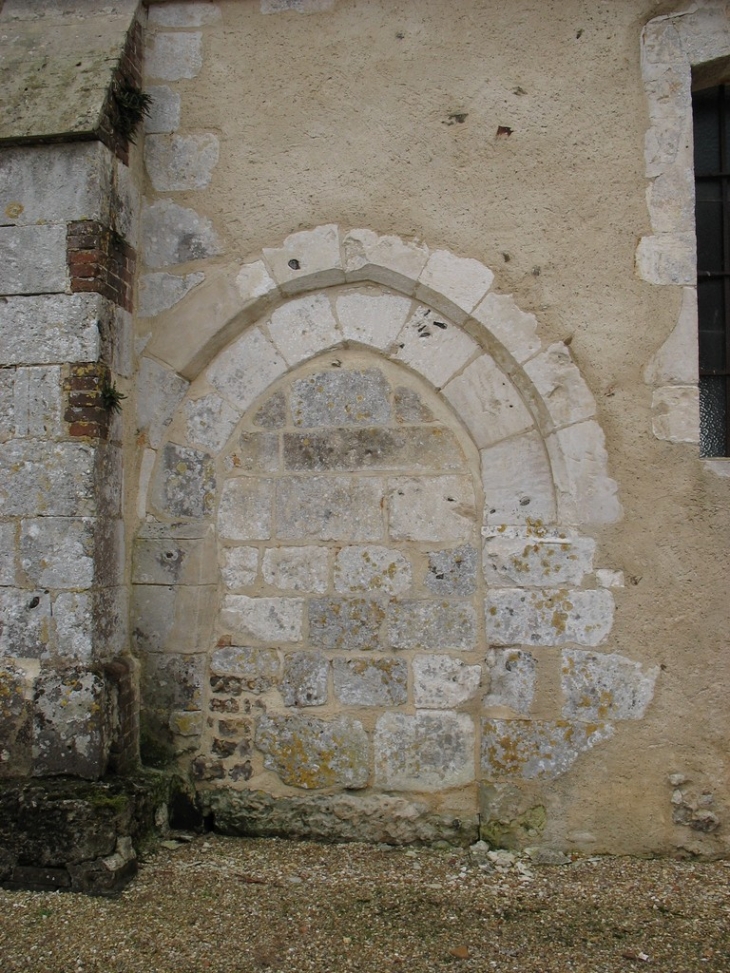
[
  {"left": 67, "top": 221, "right": 136, "bottom": 312},
  {"left": 63, "top": 363, "right": 112, "bottom": 441},
  {"left": 97, "top": 19, "right": 144, "bottom": 165}
]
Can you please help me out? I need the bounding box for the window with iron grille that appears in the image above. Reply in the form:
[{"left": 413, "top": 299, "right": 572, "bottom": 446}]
[{"left": 693, "top": 83, "right": 730, "bottom": 457}]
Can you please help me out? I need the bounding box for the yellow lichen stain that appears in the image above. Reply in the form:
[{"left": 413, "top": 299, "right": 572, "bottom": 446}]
[{"left": 5, "top": 202, "right": 24, "bottom": 219}]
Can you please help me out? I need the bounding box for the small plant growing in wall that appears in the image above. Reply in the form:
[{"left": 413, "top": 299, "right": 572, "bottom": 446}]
[
  {"left": 101, "top": 381, "right": 127, "bottom": 414},
  {"left": 110, "top": 83, "right": 152, "bottom": 144}
]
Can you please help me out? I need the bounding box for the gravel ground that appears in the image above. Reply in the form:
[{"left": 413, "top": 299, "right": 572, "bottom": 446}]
[{"left": 1, "top": 835, "right": 729, "bottom": 973}]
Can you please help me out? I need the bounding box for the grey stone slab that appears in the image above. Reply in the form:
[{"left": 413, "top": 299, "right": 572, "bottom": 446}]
[
  {"left": 253, "top": 390, "right": 287, "bottom": 428},
  {"left": 374, "top": 711, "right": 475, "bottom": 791},
  {"left": 256, "top": 715, "right": 369, "bottom": 790},
  {"left": 145, "top": 31, "right": 203, "bottom": 81},
  {"left": 138, "top": 271, "right": 205, "bottom": 318},
  {"left": 223, "top": 432, "right": 279, "bottom": 474},
  {"left": 484, "top": 649, "right": 537, "bottom": 714},
  {"left": 334, "top": 545, "right": 411, "bottom": 596},
  {"left": 0, "top": 225, "right": 68, "bottom": 294},
  {"left": 141, "top": 199, "right": 220, "bottom": 268},
  {"left": 220, "top": 546, "right": 259, "bottom": 589},
  {"left": 308, "top": 597, "right": 385, "bottom": 651},
  {"left": 132, "top": 535, "right": 217, "bottom": 586},
  {"left": 333, "top": 657, "right": 407, "bottom": 707},
  {"left": 185, "top": 392, "right": 241, "bottom": 453},
  {"left": 481, "top": 719, "right": 614, "bottom": 781},
  {"left": 275, "top": 475, "right": 384, "bottom": 542},
  {"left": 13, "top": 366, "right": 62, "bottom": 439},
  {"left": 412, "top": 655, "right": 481, "bottom": 708},
  {"left": 485, "top": 588, "right": 615, "bottom": 647},
  {"left": 0, "top": 521, "right": 16, "bottom": 585},
  {"left": 394, "top": 386, "right": 434, "bottom": 423},
  {"left": 0, "top": 588, "right": 52, "bottom": 659},
  {"left": 386, "top": 600, "right": 476, "bottom": 651},
  {"left": 217, "top": 477, "right": 273, "bottom": 541},
  {"left": 143, "top": 85, "right": 181, "bottom": 135},
  {"left": 136, "top": 358, "right": 190, "bottom": 450},
  {"left": 388, "top": 475, "right": 477, "bottom": 543},
  {"left": 151, "top": 443, "right": 215, "bottom": 520},
  {"left": 220, "top": 595, "right": 304, "bottom": 644},
  {"left": 0, "top": 370, "right": 14, "bottom": 441},
  {"left": 141, "top": 652, "right": 205, "bottom": 714},
  {"left": 145, "top": 133, "right": 219, "bottom": 192},
  {"left": 20, "top": 517, "right": 94, "bottom": 589},
  {"left": 53, "top": 591, "right": 93, "bottom": 662},
  {"left": 33, "top": 667, "right": 109, "bottom": 778},
  {"left": 131, "top": 583, "right": 217, "bottom": 656},
  {"left": 290, "top": 368, "right": 391, "bottom": 427},
  {"left": 281, "top": 650, "right": 329, "bottom": 706},
  {"left": 0, "top": 442, "right": 95, "bottom": 516},
  {"left": 482, "top": 528, "right": 596, "bottom": 588},
  {"left": 561, "top": 649, "right": 659, "bottom": 722},
  {"left": 148, "top": 3, "right": 222, "bottom": 26},
  {"left": 262, "top": 546, "right": 328, "bottom": 593},
  {"left": 0, "top": 294, "right": 101, "bottom": 365},
  {"left": 424, "top": 545, "right": 478, "bottom": 595},
  {"left": 210, "top": 646, "right": 281, "bottom": 694},
  {"left": 283, "top": 426, "right": 463, "bottom": 473}
]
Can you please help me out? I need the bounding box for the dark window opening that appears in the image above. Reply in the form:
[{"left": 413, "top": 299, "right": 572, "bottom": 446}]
[{"left": 693, "top": 83, "right": 730, "bottom": 456}]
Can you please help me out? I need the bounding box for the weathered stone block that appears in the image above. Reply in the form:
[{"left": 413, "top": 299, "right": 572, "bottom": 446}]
[
  {"left": 256, "top": 715, "right": 369, "bottom": 789},
  {"left": 0, "top": 522, "right": 16, "bottom": 585},
  {"left": 394, "top": 386, "right": 434, "bottom": 422},
  {"left": 141, "top": 652, "right": 204, "bottom": 715},
  {"left": 145, "top": 32, "right": 203, "bottom": 81},
  {"left": 33, "top": 668, "right": 109, "bottom": 779},
  {"left": 206, "top": 326, "right": 287, "bottom": 414},
  {"left": 263, "top": 224, "right": 344, "bottom": 294},
  {"left": 20, "top": 517, "right": 94, "bottom": 589},
  {"left": 547, "top": 421, "right": 622, "bottom": 525},
  {"left": 442, "top": 354, "right": 533, "bottom": 448},
  {"left": 334, "top": 545, "right": 411, "bottom": 596},
  {"left": 53, "top": 592, "right": 93, "bottom": 662},
  {"left": 131, "top": 584, "right": 217, "bottom": 655},
  {"left": 471, "top": 293, "right": 541, "bottom": 365},
  {"left": 262, "top": 546, "right": 328, "bottom": 593},
  {"left": 561, "top": 649, "right": 658, "bottom": 721},
  {"left": 220, "top": 595, "right": 304, "bottom": 644},
  {"left": 136, "top": 357, "right": 190, "bottom": 450},
  {"left": 276, "top": 475, "right": 384, "bottom": 541},
  {"left": 267, "top": 293, "right": 341, "bottom": 366},
  {"left": 412, "top": 655, "right": 481, "bottom": 708},
  {"left": 388, "top": 475, "right": 476, "bottom": 542},
  {"left": 145, "top": 134, "right": 219, "bottom": 192},
  {"left": 148, "top": 2, "right": 222, "bottom": 27},
  {"left": 342, "top": 228, "right": 429, "bottom": 293},
  {"left": 386, "top": 600, "right": 476, "bottom": 651},
  {"left": 522, "top": 343, "right": 596, "bottom": 431},
  {"left": 485, "top": 588, "right": 614, "bottom": 647},
  {"left": 291, "top": 368, "right": 391, "bottom": 427},
  {"left": 308, "top": 597, "right": 385, "bottom": 651},
  {"left": 0, "top": 294, "right": 101, "bottom": 366},
  {"left": 253, "top": 390, "right": 287, "bottom": 428},
  {"left": 0, "top": 442, "right": 95, "bottom": 517},
  {"left": 13, "top": 366, "right": 62, "bottom": 439},
  {"left": 220, "top": 546, "right": 259, "bottom": 589},
  {"left": 222, "top": 432, "right": 279, "bottom": 474},
  {"left": 0, "top": 371, "right": 14, "bottom": 442},
  {"left": 424, "top": 545, "right": 477, "bottom": 595},
  {"left": 143, "top": 85, "right": 181, "bottom": 134},
  {"left": 416, "top": 249, "right": 493, "bottom": 323},
  {"left": 635, "top": 232, "right": 695, "bottom": 285},
  {"left": 132, "top": 533, "right": 217, "bottom": 586},
  {"left": 482, "top": 527, "right": 596, "bottom": 587},
  {"left": 651, "top": 386, "right": 699, "bottom": 444},
  {"left": 281, "top": 651, "right": 328, "bottom": 706},
  {"left": 0, "top": 663, "right": 34, "bottom": 777},
  {"left": 481, "top": 719, "right": 614, "bottom": 780},
  {"left": 481, "top": 432, "right": 556, "bottom": 526},
  {"left": 0, "top": 225, "right": 68, "bottom": 294},
  {"left": 332, "top": 657, "right": 407, "bottom": 707},
  {"left": 374, "top": 711, "right": 475, "bottom": 790},
  {"left": 335, "top": 289, "right": 413, "bottom": 350},
  {"left": 150, "top": 443, "right": 215, "bottom": 519},
  {"left": 390, "top": 306, "right": 478, "bottom": 387},
  {"left": 185, "top": 392, "right": 241, "bottom": 452},
  {"left": 217, "top": 477, "right": 273, "bottom": 540},
  {"left": 483, "top": 649, "right": 537, "bottom": 714},
  {"left": 138, "top": 271, "right": 205, "bottom": 318},
  {"left": 141, "top": 199, "right": 220, "bottom": 268},
  {"left": 210, "top": 646, "right": 280, "bottom": 694},
  {"left": 283, "top": 426, "right": 463, "bottom": 473},
  {"left": 644, "top": 287, "right": 698, "bottom": 386}
]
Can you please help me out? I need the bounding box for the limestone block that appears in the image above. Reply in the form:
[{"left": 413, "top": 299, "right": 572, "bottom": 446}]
[
  {"left": 267, "top": 293, "right": 341, "bottom": 366},
  {"left": 334, "top": 545, "right": 411, "bottom": 596},
  {"left": 20, "top": 518, "right": 94, "bottom": 589},
  {"left": 647, "top": 165, "right": 695, "bottom": 234},
  {"left": 483, "top": 648, "right": 536, "bottom": 714},
  {"left": 547, "top": 421, "right": 622, "bottom": 525},
  {"left": 596, "top": 569, "right": 624, "bottom": 588},
  {"left": 291, "top": 367, "right": 391, "bottom": 427},
  {"left": 206, "top": 326, "right": 287, "bottom": 414},
  {"left": 141, "top": 652, "right": 205, "bottom": 713},
  {"left": 522, "top": 343, "right": 596, "bottom": 431},
  {"left": 485, "top": 588, "right": 614, "bottom": 647},
  {"left": 644, "top": 287, "right": 698, "bottom": 386},
  {"left": 143, "top": 85, "right": 181, "bottom": 134},
  {"left": 210, "top": 646, "right": 281, "bottom": 694},
  {"left": 223, "top": 432, "right": 279, "bottom": 474},
  {"left": 0, "top": 294, "right": 101, "bottom": 365},
  {"left": 33, "top": 668, "right": 109, "bottom": 778},
  {"left": 388, "top": 475, "right": 476, "bottom": 542},
  {"left": 217, "top": 477, "right": 273, "bottom": 540},
  {"left": 342, "top": 228, "right": 430, "bottom": 293},
  {"left": 482, "top": 527, "right": 596, "bottom": 587},
  {"left": 651, "top": 386, "right": 699, "bottom": 444},
  {"left": 471, "top": 293, "right": 541, "bottom": 365},
  {"left": 0, "top": 225, "right": 68, "bottom": 294},
  {"left": 386, "top": 600, "right": 477, "bottom": 651},
  {"left": 92, "top": 586, "right": 129, "bottom": 662},
  {"left": 0, "top": 143, "right": 111, "bottom": 226},
  {"left": 481, "top": 718, "right": 614, "bottom": 780},
  {"left": 263, "top": 224, "right": 344, "bottom": 294},
  {"left": 308, "top": 597, "right": 385, "bottom": 651},
  {"left": 132, "top": 533, "right": 217, "bottom": 586},
  {"left": 442, "top": 353, "right": 533, "bottom": 449},
  {"left": 145, "top": 134, "right": 219, "bottom": 192},
  {"left": 253, "top": 390, "right": 287, "bottom": 428},
  {"left": 236, "top": 260, "right": 280, "bottom": 308},
  {"left": 0, "top": 522, "right": 15, "bottom": 585},
  {"left": 220, "top": 595, "right": 304, "bottom": 644},
  {"left": 677, "top": 4, "right": 730, "bottom": 64},
  {"left": 0, "top": 662, "right": 34, "bottom": 776},
  {"left": 394, "top": 386, "right": 434, "bottom": 422},
  {"left": 131, "top": 584, "right": 217, "bottom": 655},
  {"left": 185, "top": 393, "right": 241, "bottom": 452},
  {"left": 283, "top": 426, "right": 463, "bottom": 473},
  {"left": 416, "top": 250, "right": 494, "bottom": 324},
  {"left": 0, "top": 371, "right": 14, "bottom": 441},
  {"left": 13, "top": 366, "right": 62, "bottom": 438},
  {"left": 148, "top": 2, "right": 222, "bottom": 26},
  {"left": 0, "top": 442, "right": 95, "bottom": 517},
  {"left": 333, "top": 657, "right": 407, "bottom": 707},
  {"left": 108, "top": 305, "right": 134, "bottom": 379},
  {"left": 562, "top": 649, "right": 659, "bottom": 721},
  {"left": 374, "top": 711, "right": 475, "bottom": 790},
  {"left": 53, "top": 592, "right": 93, "bottom": 662},
  {"left": 276, "top": 475, "right": 384, "bottom": 541},
  {"left": 111, "top": 158, "right": 140, "bottom": 251},
  {"left": 281, "top": 651, "right": 329, "bottom": 706},
  {"left": 412, "top": 655, "right": 481, "bottom": 709},
  {"left": 0, "top": 588, "right": 52, "bottom": 659},
  {"left": 221, "top": 546, "right": 259, "bottom": 589},
  {"left": 137, "top": 449, "right": 156, "bottom": 519},
  {"left": 262, "top": 547, "right": 328, "bottom": 593},
  {"left": 390, "top": 307, "right": 478, "bottom": 388},
  {"left": 635, "top": 233, "right": 695, "bottom": 285},
  {"left": 150, "top": 443, "right": 215, "bottom": 519},
  {"left": 138, "top": 272, "right": 205, "bottom": 318},
  {"left": 262, "top": 0, "right": 336, "bottom": 13},
  {"left": 136, "top": 358, "right": 189, "bottom": 449},
  {"left": 145, "top": 32, "right": 203, "bottom": 81},
  {"left": 336, "top": 289, "right": 415, "bottom": 353},
  {"left": 142, "top": 199, "right": 220, "bottom": 268},
  {"left": 256, "top": 715, "right": 369, "bottom": 789},
  {"left": 424, "top": 545, "right": 477, "bottom": 596}
]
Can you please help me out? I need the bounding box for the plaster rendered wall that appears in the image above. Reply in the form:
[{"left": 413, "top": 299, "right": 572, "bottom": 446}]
[{"left": 130, "top": 0, "right": 730, "bottom": 855}]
